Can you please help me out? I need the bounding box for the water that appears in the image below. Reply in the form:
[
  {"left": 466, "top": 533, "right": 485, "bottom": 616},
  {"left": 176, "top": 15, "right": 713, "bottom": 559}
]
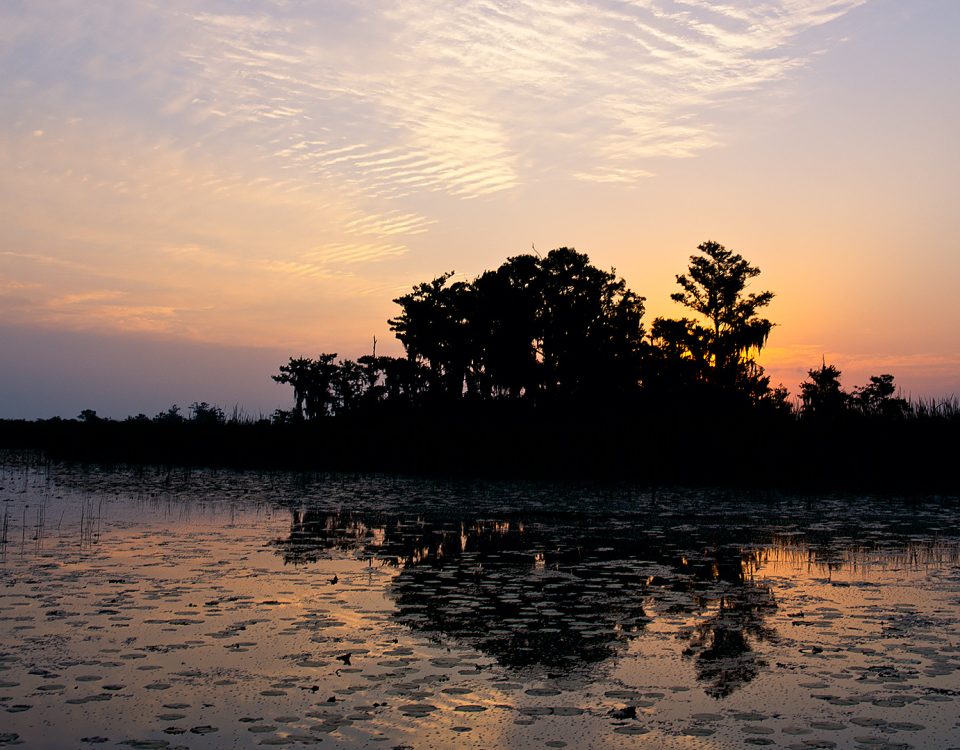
[{"left": 1, "top": 460, "right": 959, "bottom": 749}]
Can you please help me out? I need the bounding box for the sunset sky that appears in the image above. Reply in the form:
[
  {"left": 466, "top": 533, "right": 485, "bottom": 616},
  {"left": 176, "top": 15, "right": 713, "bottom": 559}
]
[{"left": 1, "top": 0, "right": 958, "bottom": 418}]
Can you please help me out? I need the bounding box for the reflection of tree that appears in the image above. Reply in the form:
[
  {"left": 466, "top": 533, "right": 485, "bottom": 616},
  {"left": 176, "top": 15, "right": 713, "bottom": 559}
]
[
  {"left": 274, "top": 509, "right": 385, "bottom": 565},
  {"left": 272, "top": 509, "right": 778, "bottom": 692},
  {"left": 391, "top": 539, "right": 652, "bottom": 669},
  {"left": 680, "top": 576, "right": 778, "bottom": 699}
]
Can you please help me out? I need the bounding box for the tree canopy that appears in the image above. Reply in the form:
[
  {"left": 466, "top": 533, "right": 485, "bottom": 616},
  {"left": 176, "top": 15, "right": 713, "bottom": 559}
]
[
  {"left": 273, "top": 241, "right": 917, "bottom": 425},
  {"left": 9, "top": 237, "right": 948, "bottom": 488},
  {"left": 800, "top": 364, "right": 910, "bottom": 420},
  {"left": 277, "top": 243, "right": 782, "bottom": 416},
  {"left": 652, "top": 241, "right": 774, "bottom": 396},
  {"left": 389, "top": 247, "right": 646, "bottom": 402}
]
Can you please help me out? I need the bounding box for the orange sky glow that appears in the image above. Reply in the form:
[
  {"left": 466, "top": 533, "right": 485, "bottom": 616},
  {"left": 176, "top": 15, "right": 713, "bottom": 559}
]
[{"left": 1, "top": 0, "right": 958, "bottom": 417}]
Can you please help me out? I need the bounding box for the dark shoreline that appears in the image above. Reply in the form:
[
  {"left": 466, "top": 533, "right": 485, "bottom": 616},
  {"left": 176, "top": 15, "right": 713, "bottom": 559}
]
[{"left": 2, "top": 407, "right": 957, "bottom": 493}]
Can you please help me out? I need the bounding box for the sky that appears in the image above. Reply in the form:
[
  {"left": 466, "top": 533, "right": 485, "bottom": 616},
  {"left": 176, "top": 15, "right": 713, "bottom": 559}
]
[{"left": 1, "top": 0, "right": 958, "bottom": 419}]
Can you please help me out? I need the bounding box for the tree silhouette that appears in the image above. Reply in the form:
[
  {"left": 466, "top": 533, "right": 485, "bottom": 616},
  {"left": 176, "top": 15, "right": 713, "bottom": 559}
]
[
  {"left": 153, "top": 404, "right": 184, "bottom": 424},
  {"left": 852, "top": 374, "right": 910, "bottom": 418},
  {"left": 470, "top": 254, "right": 543, "bottom": 399},
  {"left": 273, "top": 354, "right": 339, "bottom": 419},
  {"left": 799, "top": 362, "right": 848, "bottom": 418},
  {"left": 654, "top": 241, "right": 774, "bottom": 396},
  {"left": 380, "top": 355, "right": 430, "bottom": 405},
  {"left": 536, "top": 248, "right": 646, "bottom": 398},
  {"left": 332, "top": 359, "right": 365, "bottom": 413},
  {"left": 272, "top": 357, "right": 313, "bottom": 419},
  {"left": 13, "top": 234, "right": 956, "bottom": 487},
  {"left": 388, "top": 248, "right": 645, "bottom": 403},
  {"left": 356, "top": 354, "right": 387, "bottom": 407},
  {"left": 189, "top": 401, "right": 225, "bottom": 425},
  {"left": 389, "top": 273, "right": 473, "bottom": 398},
  {"left": 650, "top": 316, "right": 709, "bottom": 385}
]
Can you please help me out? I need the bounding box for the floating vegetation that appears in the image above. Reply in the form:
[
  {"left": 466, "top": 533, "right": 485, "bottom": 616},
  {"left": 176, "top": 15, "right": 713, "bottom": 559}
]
[{"left": 0, "top": 461, "right": 958, "bottom": 748}]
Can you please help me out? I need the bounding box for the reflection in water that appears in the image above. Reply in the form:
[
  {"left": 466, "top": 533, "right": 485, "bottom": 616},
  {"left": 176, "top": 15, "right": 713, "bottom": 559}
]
[
  {"left": 388, "top": 522, "right": 653, "bottom": 670},
  {"left": 273, "top": 502, "right": 960, "bottom": 698},
  {"left": 274, "top": 510, "right": 784, "bottom": 695},
  {"left": 3, "top": 463, "right": 959, "bottom": 750},
  {"left": 680, "top": 586, "right": 778, "bottom": 698},
  {"left": 759, "top": 535, "right": 960, "bottom": 577}
]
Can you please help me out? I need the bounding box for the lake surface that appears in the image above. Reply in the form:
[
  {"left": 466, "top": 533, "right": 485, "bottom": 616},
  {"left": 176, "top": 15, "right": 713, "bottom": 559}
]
[{"left": 1, "top": 460, "right": 959, "bottom": 749}]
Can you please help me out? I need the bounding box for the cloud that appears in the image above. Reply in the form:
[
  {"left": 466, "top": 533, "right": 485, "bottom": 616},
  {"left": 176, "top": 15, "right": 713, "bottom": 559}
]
[
  {"left": 0, "top": 0, "right": 870, "bottom": 347},
  {"left": 2, "top": 0, "right": 866, "bottom": 196}
]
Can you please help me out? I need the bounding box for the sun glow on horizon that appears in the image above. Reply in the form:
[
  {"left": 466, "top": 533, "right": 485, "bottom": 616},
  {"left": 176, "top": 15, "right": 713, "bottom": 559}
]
[{"left": 1, "top": 0, "right": 958, "bottom": 416}]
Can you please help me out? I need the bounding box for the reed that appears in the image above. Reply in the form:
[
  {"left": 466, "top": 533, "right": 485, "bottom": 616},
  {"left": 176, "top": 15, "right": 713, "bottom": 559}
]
[{"left": 909, "top": 395, "right": 960, "bottom": 420}]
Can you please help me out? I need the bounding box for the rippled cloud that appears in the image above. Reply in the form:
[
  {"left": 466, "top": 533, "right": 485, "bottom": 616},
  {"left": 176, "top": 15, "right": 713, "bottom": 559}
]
[
  {"left": 0, "top": 0, "right": 869, "bottom": 346},
  {"left": 2, "top": 0, "right": 867, "bottom": 194}
]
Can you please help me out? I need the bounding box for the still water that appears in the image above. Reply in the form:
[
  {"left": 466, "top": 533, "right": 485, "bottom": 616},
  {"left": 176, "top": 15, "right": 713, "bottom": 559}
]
[{"left": 1, "top": 460, "right": 959, "bottom": 749}]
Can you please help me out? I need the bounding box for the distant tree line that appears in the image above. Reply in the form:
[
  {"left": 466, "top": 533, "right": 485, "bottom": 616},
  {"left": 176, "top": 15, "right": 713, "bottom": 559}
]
[
  {"left": 272, "top": 242, "right": 924, "bottom": 422},
  {"left": 77, "top": 401, "right": 233, "bottom": 427},
  {"left": 1, "top": 240, "right": 956, "bottom": 490}
]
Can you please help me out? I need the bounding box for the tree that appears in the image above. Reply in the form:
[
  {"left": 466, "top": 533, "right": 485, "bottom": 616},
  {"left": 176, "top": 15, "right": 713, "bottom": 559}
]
[
  {"left": 470, "top": 254, "right": 543, "bottom": 398},
  {"left": 190, "top": 401, "right": 225, "bottom": 426},
  {"left": 536, "top": 248, "right": 646, "bottom": 398},
  {"left": 379, "top": 355, "right": 430, "bottom": 405},
  {"left": 389, "top": 273, "right": 473, "bottom": 398},
  {"left": 356, "top": 354, "right": 387, "bottom": 407},
  {"left": 654, "top": 241, "right": 774, "bottom": 395},
  {"left": 273, "top": 355, "right": 339, "bottom": 419},
  {"left": 153, "top": 405, "right": 184, "bottom": 424},
  {"left": 649, "top": 317, "right": 710, "bottom": 386},
  {"left": 799, "top": 362, "right": 848, "bottom": 418},
  {"left": 388, "top": 248, "right": 646, "bottom": 402},
  {"left": 332, "top": 359, "right": 365, "bottom": 413},
  {"left": 852, "top": 374, "right": 909, "bottom": 418},
  {"left": 272, "top": 357, "right": 314, "bottom": 419}
]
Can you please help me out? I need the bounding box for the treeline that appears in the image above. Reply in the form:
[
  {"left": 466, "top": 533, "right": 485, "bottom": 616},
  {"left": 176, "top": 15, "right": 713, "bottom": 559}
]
[
  {"left": 1, "top": 242, "right": 957, "bottom": 490},
  {"left": 272, "top": 243, "right": 782, "bottom": 420},
  {"left": 270, "top": 243, "right": 929, "bottom": 422}
]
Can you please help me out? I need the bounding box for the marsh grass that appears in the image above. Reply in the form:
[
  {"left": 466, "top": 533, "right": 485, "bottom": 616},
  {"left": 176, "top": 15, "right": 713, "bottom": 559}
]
[
  {"left": 0, "top": 390, "right": 957, "bottom": 491},
  {"left": 909, "top": 395, "right": 960, "bottom": 420},
  {"left": 1, "top": 508, "right": 8, "bottom": 559}
]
